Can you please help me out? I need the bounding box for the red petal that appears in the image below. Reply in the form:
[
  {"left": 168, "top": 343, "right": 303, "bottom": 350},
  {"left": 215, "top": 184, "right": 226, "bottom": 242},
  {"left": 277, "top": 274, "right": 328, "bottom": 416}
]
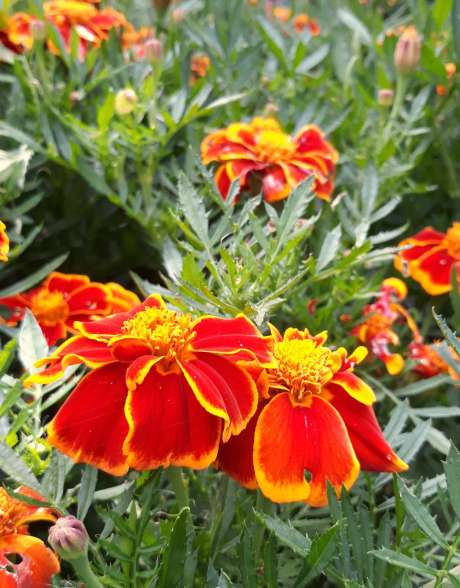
[
  {"left": 45, "top": 272, "right": 89, "bottom": 294},
  {"left": 123, "top": 366, "right": 221, "bottom": 470},
  {"left": 294, "top": 125, "right": 339, "bottom": 163},
  {"left": 67, "top": 283, "right": 111, "bottom": 314},
  {"left": 254, "top": 393, "right": 360, "bottom": 506},
  {"left": 261, "top": 166, "right": 291, "bottom": 202},
  {"left": 328, "top": 384, "right": 408, "bottom": 473},
  {"left": 192, "top": 315, "right": 273, "bottom": 365},
  {"left": 110, "top": 336, "right": 152, "bottom": 361},
  {"left": 125, "top": 355, "right": 161, "bottom": 389},
  {"left": 180, "top": 353, "right": 258, "bottom": 440},
  {"left": 410, "top": 247, "right": 454, "bottom": 294},
  {"left": 215, "top": 165, "right": 232, "bottom": 199},
  {"left": 41, "top": 321, "right": 67, "bottom": 346},
  {"left": 0, "top": 535, "right": 60, "bottom": 586},
  {"left": 47, "top": 363, "right": 130, "bottom": 476},
  {"left": 106, "top": 282, "right": 141, "bottom": 313}
]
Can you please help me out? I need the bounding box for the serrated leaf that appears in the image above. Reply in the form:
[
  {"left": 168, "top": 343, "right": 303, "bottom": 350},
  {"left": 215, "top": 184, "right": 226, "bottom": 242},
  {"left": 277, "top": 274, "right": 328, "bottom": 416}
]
[
  {"left": 338, "top": 9, "right": 372, "bottom": 45},
  {"left": 296, "top": 44, "right": 330, "bottom": 74},
  {"left": 157, "top": 508, "right": 191, "bottom": 588},
  {"left": 0, "top": 440, "right": 41, "bottom": 492},
  {"left": 18, "top": 310, "right": 48, "bottom": 373},
  {"left": 370, "top": 548, "right": 436, "bottom": 576},
  {"left": 77, "top": 465, "right": 98, "bottom": 521},
  {"left": 296, "top": 523, "right": 340, "bottom": 587},
  {"left": 316, "top": 225, "right": 341, "bottom": 272},
  {"left": 0, "top": 339, "right": 17, "bottom": 379},
  {"left": 255, "top": 16, "right": 287, "bottom": 69},
  {"left": 254, "top": 511, "right": 311, "bottom": 557},
  {"left": 444, "top": 444, "right": 460, "bottom": 522},
  {"left": 433, "top": 309, "right": 460, "bottom": 357},
  {"left": 177, "top": 173, "right": 210, "bottom": 248}
]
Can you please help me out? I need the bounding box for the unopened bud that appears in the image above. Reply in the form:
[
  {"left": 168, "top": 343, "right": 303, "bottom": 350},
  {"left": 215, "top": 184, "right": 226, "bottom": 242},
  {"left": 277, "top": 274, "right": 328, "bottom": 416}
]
[
  {"left": 378, "top": 88, "right": 394, "bottom": 106},
  {"left": 48, "top": 516, "right": 89, "bottom": 561},
  {"left": 144, "top": 38, "right": 162, "bottom": 62},
  {"left": 394, "top": 26, "right": 421, "bottom": 74},
  {"left": 31, "top": 20, "right": 46, "bottom": 42},
  {"left": 115, "top": 88, "right": 138, "bottom": 115}
]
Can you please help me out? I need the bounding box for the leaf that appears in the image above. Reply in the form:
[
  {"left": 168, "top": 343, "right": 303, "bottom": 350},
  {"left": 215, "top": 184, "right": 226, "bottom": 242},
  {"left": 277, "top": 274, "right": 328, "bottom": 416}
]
[
  {"left": 433, "top": 309, "right": 460, "bottom": 356},
  {"left": 163, "top": 238, "right": 183, "bottom": 281},
  {"left": 361, "top": 164, "right": 378, "bottom": 217},
  {"left": 255, "top": 16, "right": 287, "bottom": 69},
  {"left": 396, "top": 374, "right": 451, "bottom": 397},
  {"left": 434, "top": 0, "right": 453, "bottom": 27},
  {"left": 177, "top": 172, "right": 210, "bottom": 248},
  {"left": 398, "top": 479, "right": 448, "bottom": 549},
  {"left": 77, "top": 465, "right": 98, "bottom": 521},
  {"left": 0, "top": 122, "right": 43, "bottom": 152},
  {"left": 18, "top": 310, "right": 48, "bottom": 373},
  {"left": 254, "top": 511, "right": 311, "bottom": 557},
  {"left": 452, "top": 0, "right": 460, "bottom": 58},
  {"left": 296, "top": 523, "right": 340, "bottom": 587},
  {"left": 412, "top": 407, "right": 460, "bottom": 418},
  {"left": 157, "top": 508, "right": 191, "bottom": 588},
  {"left": 444, "top": 444, "right": 460, "bottom": 522},
  {"left": 0, "top": 253, "right": 68, "bottom": 298},
  {"left": 370, "top": 548, "right": 436, "bottom": 577},
  {"left": 0, "top": 339, "right": 17, "bottom": 379},
  {"left": 337, "top": 9, "right": 372, "bottom": 46},
  {"left": 0, "top": 440, "right": 41, "bottom": 492},
  {"left": 296, "top": 44, "right": 330, "bottom": 74},
  {"left": 316, "top": 225, "right": 342, "bottom": 272}
]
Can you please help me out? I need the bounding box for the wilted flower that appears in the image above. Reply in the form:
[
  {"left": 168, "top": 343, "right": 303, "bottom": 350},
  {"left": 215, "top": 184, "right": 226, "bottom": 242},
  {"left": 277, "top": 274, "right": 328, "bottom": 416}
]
[
  {"left": 0, "top": 486, "right": 59, "bottom": 586},
  {"left": 26, "top": 294, "right": 274, "bottom": 475},
  {"left": 378, "top": 88, "right": 394, "bottom": 106},
  {"left": 394, "top": 25, "right": 421, "bottom": 74},
  {"left": 218, "top": 327, "right": 407, "bottom": 506},
  {"left": 48, "top": 516, "right": 89, "bottom": 560},
  {"left": 0, "top": 221, "right": 9, "bottom": 262},
  {"left": 394, "top": 223, "right": 460, "bottom": 295},
  {"left": 201, "top": 116, "right": 338, "bottom": 203},
  {"left": 115, "top": 88, "right": 138, "bottom": 115}
]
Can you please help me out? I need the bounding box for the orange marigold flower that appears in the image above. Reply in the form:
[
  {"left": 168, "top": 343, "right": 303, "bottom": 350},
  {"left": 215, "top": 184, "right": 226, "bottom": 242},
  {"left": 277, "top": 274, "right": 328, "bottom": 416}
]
[
  {"left": 191, "top": 53, "right": 211, "bottom": 83},
  {"left": 0, "top": 221, "right": 9, "bottom": 262},
  {"left": 0, "top": 13, "right": 36, "bottom": 53},
  {"left": 0, "top": 271, "right": 113, "bottom": 345},
  {"left": 352, "top": 278, "right": 420, "bottom": 375},
  {"left": 273, "top": 6, "right": 292, "bottom": 22},
  {"left": 0, "top": 486, "right": 59, "bottom": 586},
  {"left": 292, "top": 13, "right": 320, "bottom": 36},
  {"left": 409, "top": 341, "right": 460, "bottom": 381},
  {"left": 25, "top": 294, "right": 274, "bottom": 476},
  {"left": 218, "top": 326, "right": 407, "bottom": 506},
  {"left": 201, "top": 116, "right": 338, "bottom": 203},
  {"left": 394, "top": 223, "right": 460, "bottom": 295}
]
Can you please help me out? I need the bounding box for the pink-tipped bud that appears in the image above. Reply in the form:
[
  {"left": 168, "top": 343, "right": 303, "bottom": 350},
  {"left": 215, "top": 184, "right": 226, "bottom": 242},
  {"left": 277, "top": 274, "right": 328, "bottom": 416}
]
[
  {"left": 378, "top": 88, "right": 394, "bottom": 106},
  {"left": 48, "top": 516, "right": 89, "bottom": 561},
  {"left": 31, "top": 20, "right": 46, "bottom": 42},
  {"left": 144, "top": 38, "right": 162, "bottom": 62},
  {"left": 115, "top": 88, "right": 138, "bottom": 115},
  {"left": 394, "top": 26, "right": 421, "bottom": 74}
]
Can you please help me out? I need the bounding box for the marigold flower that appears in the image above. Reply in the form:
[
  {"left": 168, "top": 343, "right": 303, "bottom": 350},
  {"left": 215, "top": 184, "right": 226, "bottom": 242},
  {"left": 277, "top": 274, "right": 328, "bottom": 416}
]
[
  {"left": 201, "top": 116, "right": 338, "bottom": 203},
  {"left": 352, "top": 278, "right": 420, "bottom": 375},
  {"left": 409, "top": 341, "right": 460, "bottom": 381},
  {"left": 0, "top": 486, "right": 59, "bottom": 586},
  {"left": 218, "top": 327, "right": 407, "bottom": 506},
  {"left": 292, "top": 13, "right": 320, "bottom": 36},
  {"left": 0, "top": 221, "right": 9, "bottom": 262},
  {"left": 394, "top": 224, "right": 460, "bottom": 295},
  {"left": 25, "top": 294, "right": 274, "bottom": 476},
  {"left": 0, "top": 271, "right": 114, "bottom": 345},
  {"left": 273, "top": 6, "right": 292, "bottom": 22},
  {"left": 394, "top": 25, "right": 421, "bottom": 74},
  {"left": 122, "top": 27, "right": 158, "bottom": 61},
  {"left": 191, "top": 53, "right": 211, "bottom": 83}
]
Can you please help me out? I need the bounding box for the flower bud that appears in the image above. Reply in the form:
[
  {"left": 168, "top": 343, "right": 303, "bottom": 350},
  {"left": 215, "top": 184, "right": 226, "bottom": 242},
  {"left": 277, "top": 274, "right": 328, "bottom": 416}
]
[
  {"left": 31, "top": 20, "right": 46, "bottom": 42},
  {"left": 115, "top": 88, "right": 138, "bottom": 115},
  {"left": 144, "top": 38, "right": 162, "bottom": 62},
  {"left": 378, "top": 88, "right": 394, "bottom": 106},
  {"left": 48, "top": 516, "right": 89, "bottom": 561},
  {"left": 394, "top": 26, "right": 421, "bottom": 74}
]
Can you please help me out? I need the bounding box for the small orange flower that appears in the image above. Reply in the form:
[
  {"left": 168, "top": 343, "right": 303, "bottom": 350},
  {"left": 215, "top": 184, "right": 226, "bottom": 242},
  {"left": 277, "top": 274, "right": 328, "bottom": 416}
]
[
  {"left": 218, "top": 327, "right": 407, "bottom": 506},
  {"left": 395, "top": 224, "right": 460, "bottom": 295},
  {"left": 273, "top": 6, "right": 292, "bottom": 22},
  {"left": 436, "top": 63, "right": 456, "bottom": 96},
  {"left": 0, "top": 486, "right": 59, "bottom": 587},
  {"left": 0, "top": 271, "right": 114, "bottom": 345},
  {"left": 122, "top": 26, "right": 158, "bottom": 60},
  {"left": 0, "top": 222, "right": 9, "bottom": 262},
  {"left": 292, "top": 13, "right": 320, "bottom": 36},
  {"left": 201, "top": 116, "right": 338, "bottom": 203},
  {"left": 26, "top": 295, "right": 274, "bottom": 476},
  {"left": 352, "top": 278, "right": 420, "bottom": 375},
  {"left": 191, "top": 53, "right": 211, "bottom": 83}
]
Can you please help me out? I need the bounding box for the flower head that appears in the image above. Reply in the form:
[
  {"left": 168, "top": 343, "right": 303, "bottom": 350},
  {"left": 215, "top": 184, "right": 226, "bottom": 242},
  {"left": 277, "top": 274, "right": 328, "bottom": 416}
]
[
  {"left": 201, "top": 117, "right": 338, "bottom": 203},
  {"left": 394, "top": 224, "right": 460, "bottom": 295},
  {"left": 26, "top": 294, "right": 274, "bottom": 476},
  {"left": 218, "top": 326, "right": 406, "bottom": 506},
  {"left": 292, "top": 13, "right": 320, "bottom": 36},
  {"left": 0, "top": 222, "right": 9, "bottom": 262},
  {"left": 191, "top": 53, "right": 210, "bottom": 83},
  {"left": 394, "top": 25, "right": 421, "bottom": 74},
  {"left": 0, "top": 486, "right": 59, "bottom": 587}
]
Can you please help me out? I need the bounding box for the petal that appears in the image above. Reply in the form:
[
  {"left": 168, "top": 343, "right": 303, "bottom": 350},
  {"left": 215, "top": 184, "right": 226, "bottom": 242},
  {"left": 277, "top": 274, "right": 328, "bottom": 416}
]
[
  {"left": 215, "top": 165, "right": 232, "bottom": 199},
  {"left": 410, "top": 247, "right": 454, "bottom": 294},
  {"left": 294, "top": 125, "right": 339, "bottom": 163},
  {"left": 192, "top": 315, "right": 274, "bottom": 365},
  {"left": 261, "top": 166, "right": 292, "bottom": 202},
  {"left": 45, "top": 271, "right": 89, "bottom": 294},
  {"left": 67, "top": 283, "right": 111, "bottom": 314},
  {"left": 123, "top": 365, "right": 221, "bottom": 470},
  {"left": 106, "top": 282, "right": 141, "bottom": 313},
  {"left": 47, "top": 363, "right": 130, "bottom": 476},
  {"left": 41, "top": 321, "right": 67, "bottom": 346},
  {"left": 383, "top": 353, "right": 404, "bottom": 375},
  {"left": 254, "top": 394, "right": 360, "bottom": 506},
  {"left": 0, "top": 535, "right": 60, "bottom": 586},
  {"left": 328, "top": 384, "right": 408, "bottom": 473},
  {"left": 180, "top": 353, "right": 258, "bottom": 440},
  {"left": 109, "top": 336, "right": 152, "bottom": 361},
  {"left": 14, "top": 486, "right": 57, "bottom": 526},
  {"left": 329, "top": 371, "right": 375, "bottom": 405},
  {"left": 125, "top": 355, "right": 161, "bottom": 390}
]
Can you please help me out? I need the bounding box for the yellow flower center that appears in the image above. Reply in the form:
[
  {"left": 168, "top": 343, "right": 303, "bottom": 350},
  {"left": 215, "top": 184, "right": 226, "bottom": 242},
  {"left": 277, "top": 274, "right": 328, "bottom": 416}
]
[
  {"left": 272, "top": 339, "right": 337, "bottom": 404},
  {"left": 122, "top": 307, "right": 195, "bottom": 365},
  {"left": 31, "top": 289, "right": 69, "bottom": 327},
  {"left": 254, "top": 130, "right": 296, "bottom": 163},
  {"left": 0, "top": 489, "right": 26, "bottom": 537},
  {"left": 444, "top": 223, "right": 460, "bottom": 260}
]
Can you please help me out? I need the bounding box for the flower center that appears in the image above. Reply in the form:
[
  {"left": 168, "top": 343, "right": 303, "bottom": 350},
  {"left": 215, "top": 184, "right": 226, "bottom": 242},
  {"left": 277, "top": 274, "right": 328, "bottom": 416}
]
[
  {"left": 254, "top": 130, "right": 296, "bottom": 163},
  {"left": 0, "top": 490, "right": 26, "bottom": 537},
  {"left": 363, "top": 313, "right": 393, "bottom": 338},
  {"left": 444, "top": 223, "right": 460, "bottom": 260},
  {"left": 122, "top": 307, "right": 195, "bottom": 364},
  {"left": 31, "top": 289, "right": 69, "bottom": 327},
  {"left": 272, "top": 339, "right": 336, "bottom": 404}
]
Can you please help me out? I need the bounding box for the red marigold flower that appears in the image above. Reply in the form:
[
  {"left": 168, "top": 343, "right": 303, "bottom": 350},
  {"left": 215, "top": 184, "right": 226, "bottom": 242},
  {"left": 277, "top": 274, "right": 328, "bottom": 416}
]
[
  {"left": 292, "top": 13, "right": 320, "bottom": 36},
  {"left": 218, "top": 327, "right": 407, "bottom": 506},
  {"left": 25, "top": 295, "right": 274, "bottom": 476},
  {"left": 0, "top": 221, "right": 9, "bottom": 262},
  {"left": 0, "top": 13, "right": 36, "bottom": 53},
  {"left": 394, "top": 224, "right": 460, "bottom": 295},
  {"left": 351, "top": 278, "right": 420, "bottom": 375},
  {"left": 409, "top": 341, "right": 460, "bottom": 381},
  {"left": 0, "top": 486, "right": 60, "bottom": 586},
  {"left": 201, "top": 117, "right": 338, "bottom": 203},
  {"left": 0, "top": 271, "right": 113, "bottom": 345}
]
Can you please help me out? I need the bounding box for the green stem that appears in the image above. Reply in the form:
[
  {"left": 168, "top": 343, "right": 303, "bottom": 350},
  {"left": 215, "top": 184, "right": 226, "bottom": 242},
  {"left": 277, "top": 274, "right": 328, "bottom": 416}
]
[
  {"left": 389, "top": 74, "right": 408, "bottom": 122},
  {"left": 70, "top": 554, "right": 103, "bottom": 588},
  {"left": 434, "top": 532, "right": 460, "bottom": 588},
  {"left": 167, "top": 467, "right": 190, "bottom": 510}
]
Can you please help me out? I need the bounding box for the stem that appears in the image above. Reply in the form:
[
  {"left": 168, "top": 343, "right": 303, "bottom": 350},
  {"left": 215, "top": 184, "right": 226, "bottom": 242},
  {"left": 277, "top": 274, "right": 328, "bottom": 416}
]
[
  {"left": 70, "top": 554, "right": 103, "bottom": 588},
  {"left": 389, "top": 74, "right": 408, "bottom": 122},
  {"left": 434, "top": 532, "right": 460, "bottom": 588},
  {"left": 167, "top": 467, "right": 190, "bottom": 510}
]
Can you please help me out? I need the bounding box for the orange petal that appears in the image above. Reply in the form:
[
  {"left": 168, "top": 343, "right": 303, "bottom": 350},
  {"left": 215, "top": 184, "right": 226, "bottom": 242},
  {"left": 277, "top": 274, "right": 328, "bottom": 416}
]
[
  {"left": 0, "top": 535, "right": 60, "bottom": 586},
  {"left": 123, "top": 366, "right": 221, "bottom": 470},
  {"left": 254, "top": 393, "right": 360, "bottom": 506},
  {"left": 329, "top": 371, "right": 375, "bottom": 405},
  {"left": 47, "top": 363, "right": 130, "bottom": 476}
]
